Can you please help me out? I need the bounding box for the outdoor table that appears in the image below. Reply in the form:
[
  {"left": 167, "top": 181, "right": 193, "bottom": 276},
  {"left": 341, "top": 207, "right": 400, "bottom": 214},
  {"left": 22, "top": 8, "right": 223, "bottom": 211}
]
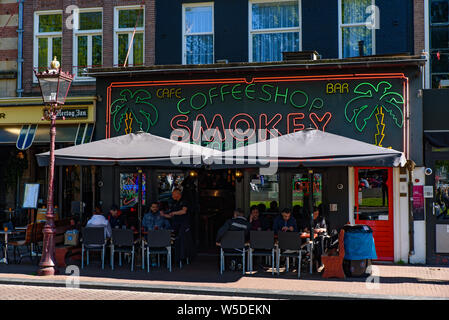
[{"left": 0, "top": 230, "right": 24, "bottom": 264}]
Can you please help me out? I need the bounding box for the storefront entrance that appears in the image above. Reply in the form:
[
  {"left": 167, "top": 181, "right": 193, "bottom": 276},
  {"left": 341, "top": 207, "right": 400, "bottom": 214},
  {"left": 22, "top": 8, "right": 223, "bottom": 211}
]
[{"left": 354, "top": 167, "right": 394, "bottom": 261}]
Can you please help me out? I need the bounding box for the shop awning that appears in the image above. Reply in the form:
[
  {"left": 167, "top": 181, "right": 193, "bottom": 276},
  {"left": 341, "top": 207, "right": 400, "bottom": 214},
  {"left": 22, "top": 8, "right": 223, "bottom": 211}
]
[
  {"left": 423, "top": 131, "right": 449, "bottom": 148},
  {"left": 36, "top": 132, "right": 222, "bottom": 167},
  {"left": 209, "top": 129, "right": 406, "bottom": 168},
  {"left": 0, "top": 124, "right": 94, "bottom": 149}
]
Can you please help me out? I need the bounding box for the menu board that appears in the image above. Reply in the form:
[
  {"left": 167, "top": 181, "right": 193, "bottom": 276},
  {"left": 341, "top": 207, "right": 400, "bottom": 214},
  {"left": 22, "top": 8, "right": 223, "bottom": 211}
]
[{"left": 23, "top": 183, "right": 40, "bottom": 209}]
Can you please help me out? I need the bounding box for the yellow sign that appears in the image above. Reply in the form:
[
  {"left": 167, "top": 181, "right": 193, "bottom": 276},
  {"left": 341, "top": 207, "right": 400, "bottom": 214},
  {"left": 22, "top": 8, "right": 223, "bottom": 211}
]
[{"left": 0, "top": 105, "right": 95, "bottom": 125}]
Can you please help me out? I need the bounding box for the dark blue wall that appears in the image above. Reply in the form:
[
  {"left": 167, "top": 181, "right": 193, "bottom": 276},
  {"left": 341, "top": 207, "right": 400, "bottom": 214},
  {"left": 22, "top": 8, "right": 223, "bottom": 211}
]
[
  {"left": 301, "top": 0, "right": 339, "bottom": 59},
  {"left": 376, "top": 0, "right": 414, "bottom": 55},
  {"left": 155, "top": 0, "right": 414, "bottom": 65}
]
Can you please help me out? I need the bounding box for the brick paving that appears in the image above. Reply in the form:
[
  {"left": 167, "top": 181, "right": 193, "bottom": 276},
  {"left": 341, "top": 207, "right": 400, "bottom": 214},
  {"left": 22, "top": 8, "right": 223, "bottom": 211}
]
[
  {"left": 0, "top": 255, "right": 448, "bottom": 299},
  {"left": 0, "top": 284, "right": 269, "bottom": 300}
]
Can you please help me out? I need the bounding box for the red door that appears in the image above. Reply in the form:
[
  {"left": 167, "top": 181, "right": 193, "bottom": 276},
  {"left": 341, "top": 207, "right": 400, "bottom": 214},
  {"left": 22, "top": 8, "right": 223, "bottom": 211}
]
[{"left": 354, "top": 167, "right": 394, "bottom": 261}]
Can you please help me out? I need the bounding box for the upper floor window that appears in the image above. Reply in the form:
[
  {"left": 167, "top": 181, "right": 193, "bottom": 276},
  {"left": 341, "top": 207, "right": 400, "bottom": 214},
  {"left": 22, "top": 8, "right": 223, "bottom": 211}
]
[
  {"left": 183, "top": 3, "right": 214, "bottom": 64},
  {"left": 73, "top": 9, "right": 103, "bottom": 80},
  {"left": 339, "top": 0, "right": 375, "bottom": 58},
  {"left": 430, "top": 0, "right": 449, "bottom": 88},
  {"left": 34, "top": 12, "right": 62, "bottom": 73},
  {"left": 114, "top": 6, "right": 145, "bottom": 67},
  {"left": 249, "top": 0, "right": 301, "bottom": 62}
]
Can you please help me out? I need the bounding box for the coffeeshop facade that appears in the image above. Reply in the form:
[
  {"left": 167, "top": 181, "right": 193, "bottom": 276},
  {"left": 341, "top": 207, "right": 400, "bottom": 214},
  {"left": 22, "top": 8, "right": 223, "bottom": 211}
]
[{"left": 87, "top": 56, "right": 426, "bottom": 263}]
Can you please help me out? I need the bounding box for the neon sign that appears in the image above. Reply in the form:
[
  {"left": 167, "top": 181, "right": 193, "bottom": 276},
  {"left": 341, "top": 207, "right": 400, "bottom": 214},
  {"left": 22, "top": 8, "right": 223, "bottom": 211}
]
[{"left": 107, "top": 74, "right": 408, "bottom": 150}]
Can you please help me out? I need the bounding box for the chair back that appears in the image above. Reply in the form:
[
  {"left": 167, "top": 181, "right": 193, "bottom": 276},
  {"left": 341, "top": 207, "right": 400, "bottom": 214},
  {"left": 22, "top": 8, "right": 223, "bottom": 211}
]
[
  {"left": 31, "top": 222, "right": 45, "bottom": 243},
  {"left": 112, "top": 228, "right": 134, "bottom": 246},
  {"left": 82, "top": 227, "right": 105, "bottom": 245},
  {"left": 250, "top": 231, "right": 274, "bottom": 249},
  {"left": 23, "top": 223, "right": 34, "bottom": 245},
  {"left": 221, "top": 231, "right": 245, "bottom": 249},
  {"left": 338, "top": 229, "right": 345, "bottom": 257},
  {"left": 146, "top": 230, "right": 171, "bottom": 247},
  {"left": 278, "top": 232, "right": 301, "bottom": 250}
]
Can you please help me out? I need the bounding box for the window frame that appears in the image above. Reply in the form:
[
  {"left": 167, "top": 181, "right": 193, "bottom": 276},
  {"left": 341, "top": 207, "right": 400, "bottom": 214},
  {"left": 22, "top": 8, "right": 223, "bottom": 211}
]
[
  {"left": 429, "top": 0, "right": 449, "bottom": 88},
  {"left": 338, "top": 0, "right": 376, "bottom": 59},
  {"left": 182, "top": 2, "right": 215, "bottom": 65},
  {"left": 248, "top": 0, "right": 302, "bottom": 63},
  {"left": 33, "top": 10, "right": 63, "bottom": 82},
  {"left": 113, "top": 5, "right": 145, "bottom": 67},
  {"left": 72, "top": 7, "right": 103, "bottom": 81}
]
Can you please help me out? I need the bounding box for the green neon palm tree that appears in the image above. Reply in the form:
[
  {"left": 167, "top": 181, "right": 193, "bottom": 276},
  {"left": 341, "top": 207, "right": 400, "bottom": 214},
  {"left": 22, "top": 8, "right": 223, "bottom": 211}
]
[
  {"left": 110, "top": 89, "right": 159, "bottom": 134},
  {"left": 345, "top": 81, "right": 404, "bottom": 145}
]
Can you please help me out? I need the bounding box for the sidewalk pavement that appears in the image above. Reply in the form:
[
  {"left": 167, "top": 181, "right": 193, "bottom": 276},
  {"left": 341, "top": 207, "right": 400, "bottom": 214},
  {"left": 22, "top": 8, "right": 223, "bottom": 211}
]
[{"left": 0, "top": 255, "right": 448, "bottom": 300}]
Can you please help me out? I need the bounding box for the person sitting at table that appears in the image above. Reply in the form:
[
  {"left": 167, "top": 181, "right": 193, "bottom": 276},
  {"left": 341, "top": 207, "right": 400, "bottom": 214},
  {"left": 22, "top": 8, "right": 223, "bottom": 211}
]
[
  {"left": 107, "top": 204, "right": 126, "bottom": 229},
  {"left": 216, "top": 208, "right": 251, "bottom": 244},
  {"left": 142, "top": 201, "right": 171, "bottom": 231},
  {"left": 311, "top": 206, "right": 329, "bottom": 272},
  {"left": 249, "top": 205, "right": 269, "bottom": 231},
  {"left": 86, "top": 210, "right": 112, "bottom": 238},
  {"left": 272, "top": 208, "right": 298, "bottom": 234},
  {"left": 268, "top": 201, "right": 279, "bottom": 213},
  {"left": 216, "top": 208, "right": 251, "bottom": 271}
]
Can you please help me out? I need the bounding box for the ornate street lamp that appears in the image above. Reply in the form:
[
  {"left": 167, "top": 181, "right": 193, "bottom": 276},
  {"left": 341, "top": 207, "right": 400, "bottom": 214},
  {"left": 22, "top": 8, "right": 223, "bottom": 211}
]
[{"left": 34, "top": 57, "right": 73, "bottom": 275}]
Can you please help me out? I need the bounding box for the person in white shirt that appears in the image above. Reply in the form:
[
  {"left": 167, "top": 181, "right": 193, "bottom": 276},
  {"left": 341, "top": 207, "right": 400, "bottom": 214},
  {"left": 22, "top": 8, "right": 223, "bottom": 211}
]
[{"left": 86, "top": 212, "right": 112, "bottom": 238}]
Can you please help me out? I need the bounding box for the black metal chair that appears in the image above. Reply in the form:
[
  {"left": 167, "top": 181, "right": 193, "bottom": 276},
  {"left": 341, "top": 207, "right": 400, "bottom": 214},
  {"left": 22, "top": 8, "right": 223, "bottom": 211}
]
[
  {"left": 81, "top": 227, "right": 107, "bottom": 269},
  {"left": 110, "top": 229, "right": 135, "bottom": 271},
  {"left": 248, "top": 231, "right": 275, "bottom": 275},
  {"left": 276, "top": 232, "right": 306, "bottom": 278},
  {"left": 146, "top": 230, "right": 172, "bottom": 272},
  {"left": 219, "top": 231, "right": 246, "bottom": 275}
]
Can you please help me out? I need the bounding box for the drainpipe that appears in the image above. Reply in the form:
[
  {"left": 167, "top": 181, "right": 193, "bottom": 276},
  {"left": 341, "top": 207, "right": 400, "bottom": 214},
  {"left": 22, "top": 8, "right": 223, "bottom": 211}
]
[
  {"left": 406, "top": 160, "right": 416, "bottom": 263},
  {"left": 16, "top": 0, "right": 24, "bottom": 97}
]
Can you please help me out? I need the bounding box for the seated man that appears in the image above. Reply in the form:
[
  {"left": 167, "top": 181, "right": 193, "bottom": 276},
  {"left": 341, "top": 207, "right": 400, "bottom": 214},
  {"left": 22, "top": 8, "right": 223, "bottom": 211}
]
[
  {"left": 216, "top": 208, "right": 251, "bottom": 244},
  {"left": 249, "top": 205, "right": 269, "bottom": 231},
  {"left": 142, "top": 201, "right": 171, "bottom": 231},
  {"left": 216, "top": 208, "right": 251, "bottom": 271},
  {"left": 311, "top": 206, "right": 329, "bottom": 272},
  {"left": 272, "top": 208, "right": 298, "bottom": 234},
  {"left": 86, "top": 210, "right": 112, "bottom": 239},
  {"left": 107, "top": 204, "right": 126, "bottom": 229}
]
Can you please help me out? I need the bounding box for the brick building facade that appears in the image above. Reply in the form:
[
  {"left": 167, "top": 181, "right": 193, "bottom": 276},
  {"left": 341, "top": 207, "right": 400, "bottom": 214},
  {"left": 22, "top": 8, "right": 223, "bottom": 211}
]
[
  {"left": 0, "top": 0, "right": 18, "bottom": 97},
  {"left": 22, "top": 0, "right": 156, "bottom": 96}
]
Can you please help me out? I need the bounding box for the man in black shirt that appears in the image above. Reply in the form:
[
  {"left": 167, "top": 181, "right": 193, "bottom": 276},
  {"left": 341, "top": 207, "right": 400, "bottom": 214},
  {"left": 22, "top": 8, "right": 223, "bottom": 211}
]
[
  {"left": 215, "top": 208, "right": 251, "bottom": 271},
  {"left": 165, "top": 188, "right": 194, "bottom": 265},
  {"left": 216, "top": 208, "right": 251, "bottom": 244},
  {"left": 165, "top": 189, "right": 189, "bottom": 233}
]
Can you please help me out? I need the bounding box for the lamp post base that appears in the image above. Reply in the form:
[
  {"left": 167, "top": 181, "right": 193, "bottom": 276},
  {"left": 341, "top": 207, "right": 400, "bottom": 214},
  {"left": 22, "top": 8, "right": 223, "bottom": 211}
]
[{"left": 37, "top": 266, "right": 59, "bottom": 276}]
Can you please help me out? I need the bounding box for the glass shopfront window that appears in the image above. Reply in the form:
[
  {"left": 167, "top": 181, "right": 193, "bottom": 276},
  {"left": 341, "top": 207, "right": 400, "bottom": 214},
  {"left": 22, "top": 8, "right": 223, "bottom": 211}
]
[
  {"left": 157, "top": 172, "right": 185, "bottom": 210},
  {"left": 249, "top": 174, "right": 279, "bottom": 213},
  {"left": 355, "top": 168, "right": 389, "bottom": 221},
  {"left": 292, "top": 173, "right": 322, "bottom": 212},
  {"left": 434, "top": 160, "right": 449, "bottom": 220},
  {"left": 119, "top": 172, "right": 146, "bottom": 209}
]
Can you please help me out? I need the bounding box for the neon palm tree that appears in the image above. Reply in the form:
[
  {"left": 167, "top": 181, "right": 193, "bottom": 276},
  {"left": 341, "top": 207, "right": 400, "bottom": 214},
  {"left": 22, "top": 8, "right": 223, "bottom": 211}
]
[
  {"left": 110, "top": 89, "right": 159, "bottom": 134},
  {"left": 345, "top": 81, "right": 404, "bottom": 146}
]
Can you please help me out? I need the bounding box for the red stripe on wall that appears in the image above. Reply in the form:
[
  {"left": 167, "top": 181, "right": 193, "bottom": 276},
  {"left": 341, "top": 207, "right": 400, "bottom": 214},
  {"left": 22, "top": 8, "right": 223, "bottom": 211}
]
[
  {"left": 0, "top": 26, "right": 17, "bottom": 38},
  {"left": 0, "top": 4, "right": 18, "bottom": 15},
  {"left": 0, "top": 49, "right": 18, "bottom": 60}
]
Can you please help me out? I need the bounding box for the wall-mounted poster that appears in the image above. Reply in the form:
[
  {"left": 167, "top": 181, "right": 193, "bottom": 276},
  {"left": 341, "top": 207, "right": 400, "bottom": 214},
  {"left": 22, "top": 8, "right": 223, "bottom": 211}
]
[
  {"left": 413, "top": 185, "right": 425, "bottom": 221},
  {"left": 23, "top": 183, "right": 40, "bottom": 209},
  {"left": 120, "top": 173, "right": 146, "bottom": 209}
]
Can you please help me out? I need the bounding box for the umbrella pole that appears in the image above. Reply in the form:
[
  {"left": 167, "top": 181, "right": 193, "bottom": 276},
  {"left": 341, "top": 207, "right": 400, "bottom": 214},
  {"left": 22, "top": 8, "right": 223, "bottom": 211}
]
[{"left": 308, "top": 169, "right": 314, "bottom": 274}]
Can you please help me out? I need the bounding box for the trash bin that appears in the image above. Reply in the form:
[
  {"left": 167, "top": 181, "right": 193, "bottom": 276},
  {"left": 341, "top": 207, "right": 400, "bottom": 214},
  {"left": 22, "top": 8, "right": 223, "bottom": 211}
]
[{"left": 342, "top": 224, "right": 377, "bottom": 277}]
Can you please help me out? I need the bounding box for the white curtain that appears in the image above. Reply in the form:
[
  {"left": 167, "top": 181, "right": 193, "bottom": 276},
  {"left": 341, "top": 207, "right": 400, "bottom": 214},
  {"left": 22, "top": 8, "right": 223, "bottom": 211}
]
[
  {"left": 251, "top": 1, "right": 300, "bottom": 62},
  {"left": 185, "top": 6, "right": 213, "bottom": 64}
]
